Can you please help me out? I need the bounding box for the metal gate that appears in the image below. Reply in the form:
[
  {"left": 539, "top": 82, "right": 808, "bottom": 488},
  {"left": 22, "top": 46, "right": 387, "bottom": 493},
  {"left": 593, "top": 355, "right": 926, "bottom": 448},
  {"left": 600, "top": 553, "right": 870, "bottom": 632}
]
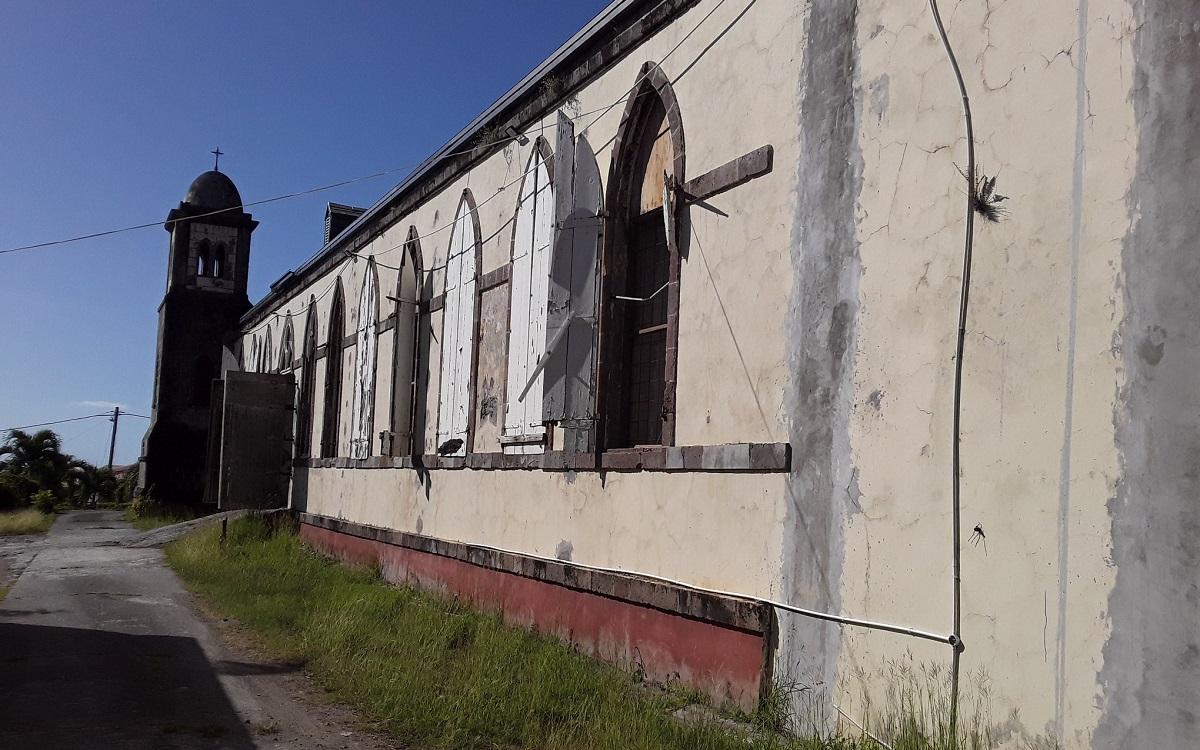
[{"left": 217, "top": 371, "right": 295, "bottom": 510}]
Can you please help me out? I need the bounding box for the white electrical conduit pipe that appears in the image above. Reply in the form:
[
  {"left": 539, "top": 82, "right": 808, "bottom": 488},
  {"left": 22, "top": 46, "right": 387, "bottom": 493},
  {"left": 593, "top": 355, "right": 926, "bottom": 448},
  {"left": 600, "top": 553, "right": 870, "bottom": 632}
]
[
  {"left": 928, "top": 0, "right": 975, "bottom": 741},
  {"left": 433, "top": 533, "right": 956, "bottom": 647}
]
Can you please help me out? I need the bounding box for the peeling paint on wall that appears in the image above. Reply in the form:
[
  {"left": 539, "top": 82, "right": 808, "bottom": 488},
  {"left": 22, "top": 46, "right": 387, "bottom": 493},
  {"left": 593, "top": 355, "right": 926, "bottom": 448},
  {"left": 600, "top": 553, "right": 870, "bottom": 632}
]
[
  {"left": 779, "top": 0, "right": 863, "bottom": 708},
  {"left": 1097, "top": 1, "right": 1200, "bottom": 746}
]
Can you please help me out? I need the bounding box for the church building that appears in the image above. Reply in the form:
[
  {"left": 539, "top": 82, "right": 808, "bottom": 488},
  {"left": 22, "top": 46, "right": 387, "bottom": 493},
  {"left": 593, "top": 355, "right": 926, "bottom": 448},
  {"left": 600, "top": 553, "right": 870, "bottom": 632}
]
[{"left": 143, "top": 1, "right": 1200, "bottom": 747}]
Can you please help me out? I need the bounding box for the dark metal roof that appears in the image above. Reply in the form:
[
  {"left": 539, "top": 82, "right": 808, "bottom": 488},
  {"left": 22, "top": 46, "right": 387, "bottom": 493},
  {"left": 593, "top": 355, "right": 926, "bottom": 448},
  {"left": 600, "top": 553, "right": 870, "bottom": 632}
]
[{"left": 184, "top": 170, "right": 243, "bottom": 211}]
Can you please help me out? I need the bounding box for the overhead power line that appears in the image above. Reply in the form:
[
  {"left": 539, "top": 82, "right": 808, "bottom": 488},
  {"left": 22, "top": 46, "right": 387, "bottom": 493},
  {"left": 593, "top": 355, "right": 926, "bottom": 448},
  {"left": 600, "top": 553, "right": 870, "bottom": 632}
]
[
  {"left": 2, "top": 411, "right": 148, "bottom": 434},
  {"left": 0, "top": 0, "right": 735, "bottom": 260}
]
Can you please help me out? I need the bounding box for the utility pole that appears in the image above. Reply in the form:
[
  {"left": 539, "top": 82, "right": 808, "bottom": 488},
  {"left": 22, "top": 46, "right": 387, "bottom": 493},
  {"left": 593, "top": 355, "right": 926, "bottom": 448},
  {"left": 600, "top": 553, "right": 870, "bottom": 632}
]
[{"left": 107, "top": 406, "right": 120, "bottom": 471}]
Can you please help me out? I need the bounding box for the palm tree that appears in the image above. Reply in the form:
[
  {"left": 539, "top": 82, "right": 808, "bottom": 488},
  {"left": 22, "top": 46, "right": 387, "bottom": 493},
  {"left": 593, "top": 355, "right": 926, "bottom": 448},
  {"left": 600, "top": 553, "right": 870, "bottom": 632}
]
[{"left": 0, "top": 429, "right": 70, "bottom": 501}]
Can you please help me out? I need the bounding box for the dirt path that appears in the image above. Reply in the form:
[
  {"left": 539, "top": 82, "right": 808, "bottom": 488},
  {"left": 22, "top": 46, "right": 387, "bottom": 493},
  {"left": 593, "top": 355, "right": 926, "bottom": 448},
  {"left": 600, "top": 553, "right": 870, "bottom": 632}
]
[{"left": 0, "top": 510, "right": 397, "bottom": 750}]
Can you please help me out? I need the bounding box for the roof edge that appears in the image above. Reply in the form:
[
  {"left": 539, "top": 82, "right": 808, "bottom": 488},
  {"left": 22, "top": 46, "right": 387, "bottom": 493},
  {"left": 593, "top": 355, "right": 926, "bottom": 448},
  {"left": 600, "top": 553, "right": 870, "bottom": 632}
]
[{"left": 242, "top": 0, "right": 698, "bottom": 330}]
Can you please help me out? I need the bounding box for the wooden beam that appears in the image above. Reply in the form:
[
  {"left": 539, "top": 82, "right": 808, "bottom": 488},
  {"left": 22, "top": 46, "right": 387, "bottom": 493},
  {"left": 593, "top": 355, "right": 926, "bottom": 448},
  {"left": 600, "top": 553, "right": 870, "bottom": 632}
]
[{"left": 680, "top": 145, "right": 773, "bottom": 204}]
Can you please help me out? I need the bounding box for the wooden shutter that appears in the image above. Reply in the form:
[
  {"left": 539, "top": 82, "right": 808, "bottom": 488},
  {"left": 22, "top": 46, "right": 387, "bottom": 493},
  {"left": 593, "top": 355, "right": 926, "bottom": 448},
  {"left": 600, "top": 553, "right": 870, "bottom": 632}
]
[
  {"left": 543, "top": 113, "right": 602, "bottom": 452},
  {"left": 504, "top": 148, "right": 553, "bottom": 439},
  {"left": 453, "top": 209, "right": 476, "bottom": 448},
  {"left": 437, "top": 222, "right": 462, "bottom": 450},
  {"left": 504, "top": 162, "right": 536, "bottom": 435},
  {"left": 349, "top": 262, "right": 378, "bottom": 459},
  {"left": 527, "top": 152, "right": 553, "bottom": 433},
  {"left": 437, "top": 199, "right": 475, "bottom": 456}
]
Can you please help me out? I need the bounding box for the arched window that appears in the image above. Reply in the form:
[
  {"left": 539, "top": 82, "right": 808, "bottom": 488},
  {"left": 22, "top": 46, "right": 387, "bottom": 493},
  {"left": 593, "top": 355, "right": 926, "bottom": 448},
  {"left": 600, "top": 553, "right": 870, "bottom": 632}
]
[
  {"left": 389, "top": 228, "right": 422, "bottom": 456},
  {"left": 263, "top": 328, "right": 274, "bottom": 373},
  {"left": 197, "top": 239, "right": 211, "bottom": 277},
  {"left": 249, "top": 336, "right": 260, "bottom": 373},
  {"left": 504, "top": 141, "right": 554, "bottom": 450},
  {"left": 296, "top": 300, "right": 319, "bottom": 458},
  {"left": 601, "top": 63, "right": 685, "bottom": 449},
  {"left": 320, "top": 281, "right": 346, "bottom": 458},
  {"left": 436, "top": 192, "right": 480, "bottom": 456},
  {"left": 349, "top": 259, "right": 379, "bottom": 459},
  {"left": 212, "top": 243, "right": 226, "bottom": 279},
  {"left": 279, "top": 316, "right": 295, "bottom": 374}
]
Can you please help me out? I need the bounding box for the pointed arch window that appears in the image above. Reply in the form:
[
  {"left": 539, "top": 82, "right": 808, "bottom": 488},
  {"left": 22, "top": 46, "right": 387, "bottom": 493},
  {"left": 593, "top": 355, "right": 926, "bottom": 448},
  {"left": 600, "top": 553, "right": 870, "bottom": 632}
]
[
  {"left": 279, "top": 317, "right": 295, "bottom": 374},
  {"left": 296, "top": 300, "right": 319, "bottom": 458},
  {"left": 600, "top": 64, "right": 685, "bottom": 449},
  {"left": 436, "top": 193, "right": 480, "bottom": 457},
  {"left": 263, "top": 328, "right": 274, "bottom": 373},
  {"left": 350, "top": 259, "right": 380, "bottom": 459},
  {"left": 321, "top": 282, "right": 346, "bottom": 458},
  {"left": 389, "top": 228, "right": 422, "bottom": 456},
  {"left": 503, "top": 141, "right": 554, "bottom": 450}
]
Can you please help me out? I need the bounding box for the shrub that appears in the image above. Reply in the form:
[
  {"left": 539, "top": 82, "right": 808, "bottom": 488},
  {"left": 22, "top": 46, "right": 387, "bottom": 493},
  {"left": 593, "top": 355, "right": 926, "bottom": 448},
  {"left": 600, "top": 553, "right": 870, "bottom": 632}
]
[{"left": 32, "top": 489, "right": 57, "bottom": 515}]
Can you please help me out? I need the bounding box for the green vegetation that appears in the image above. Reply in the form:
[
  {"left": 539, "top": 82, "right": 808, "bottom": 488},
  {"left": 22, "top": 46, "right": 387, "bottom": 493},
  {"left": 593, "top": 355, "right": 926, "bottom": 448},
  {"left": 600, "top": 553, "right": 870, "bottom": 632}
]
[
  {"left": 125, "top": 490, "right": 200, "bottom": 530},
  {"left": 0, "top": 508, "right": 55, "bottom": 536},
  {"left": 1, "top": 428, "right": 126, "bottom": 511},
  {"left": 126, "top": 510, "right": 194, "bottom": 531},
  {"left": 168, "top": 518, "right": 875, "bottom": 750}
]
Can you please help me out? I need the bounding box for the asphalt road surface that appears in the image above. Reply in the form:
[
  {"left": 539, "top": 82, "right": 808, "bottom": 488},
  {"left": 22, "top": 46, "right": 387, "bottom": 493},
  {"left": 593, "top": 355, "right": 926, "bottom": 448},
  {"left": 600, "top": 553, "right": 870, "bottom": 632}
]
[{"left": 0, "top": 510, "right": 395, "bottom": 749}]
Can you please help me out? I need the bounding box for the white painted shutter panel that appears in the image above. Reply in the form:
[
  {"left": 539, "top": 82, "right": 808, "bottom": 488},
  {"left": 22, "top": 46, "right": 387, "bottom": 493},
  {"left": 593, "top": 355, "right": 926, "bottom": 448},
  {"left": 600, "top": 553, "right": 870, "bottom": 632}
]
[
  {"left": 504, "top": 167, "right": 535, "bottom": 436},
  {"left": 526, "top": 154, "right": 553, "bottom": 433},
  {"left": 543, "top": 116, "right": 601, "bottom": 453},
  {"left": 452, "top": 209, "right": 476, "bottom": 449},
  {"left": 437, "top": 225, "right": 462, "bottom": 451},
  {"left": 349, "top": 265, "right": 377, "bottom": 459}
]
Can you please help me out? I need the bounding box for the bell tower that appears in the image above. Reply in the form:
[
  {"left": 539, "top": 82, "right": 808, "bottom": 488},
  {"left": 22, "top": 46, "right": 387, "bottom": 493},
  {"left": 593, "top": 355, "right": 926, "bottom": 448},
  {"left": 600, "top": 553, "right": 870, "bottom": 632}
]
[{"left": 140, "top": 166, "right": 257, "bottom": 504}]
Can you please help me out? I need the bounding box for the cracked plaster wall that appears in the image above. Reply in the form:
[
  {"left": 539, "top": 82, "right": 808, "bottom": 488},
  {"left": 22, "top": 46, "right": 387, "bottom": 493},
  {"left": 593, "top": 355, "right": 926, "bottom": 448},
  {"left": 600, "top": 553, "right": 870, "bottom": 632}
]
[{"left": 817, "top": 0, "right": 1196, "bottom": 747}]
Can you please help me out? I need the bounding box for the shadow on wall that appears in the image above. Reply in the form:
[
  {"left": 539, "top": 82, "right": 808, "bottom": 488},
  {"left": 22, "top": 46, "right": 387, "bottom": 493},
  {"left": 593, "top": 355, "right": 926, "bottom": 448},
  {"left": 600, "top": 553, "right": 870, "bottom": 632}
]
[
  {"left": 291, "top": 464, "right": 309, "bottom": 513},
  {"left": 0, "top": 622, "right": 256, "bottom": 749}
]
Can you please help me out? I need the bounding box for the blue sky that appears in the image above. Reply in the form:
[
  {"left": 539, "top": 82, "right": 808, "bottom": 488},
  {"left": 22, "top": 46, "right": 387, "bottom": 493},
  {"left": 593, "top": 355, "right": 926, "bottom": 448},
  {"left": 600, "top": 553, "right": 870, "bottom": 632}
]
[{"left": 0, "top": 0, "right": 607, "bottom": 466}]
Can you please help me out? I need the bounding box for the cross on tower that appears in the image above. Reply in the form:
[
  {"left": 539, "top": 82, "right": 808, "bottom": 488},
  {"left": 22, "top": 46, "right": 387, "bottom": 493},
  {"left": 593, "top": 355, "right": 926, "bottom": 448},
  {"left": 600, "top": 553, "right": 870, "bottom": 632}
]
[{"left": 211, "top": 147, "right": 224, "bottom": 171}]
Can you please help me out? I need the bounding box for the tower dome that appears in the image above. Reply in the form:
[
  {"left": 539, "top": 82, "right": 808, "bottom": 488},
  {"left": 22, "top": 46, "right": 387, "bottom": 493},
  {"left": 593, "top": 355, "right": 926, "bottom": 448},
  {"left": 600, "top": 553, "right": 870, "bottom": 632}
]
[{"left": 184, "top": 170, "right": 243, "bottom": 210}]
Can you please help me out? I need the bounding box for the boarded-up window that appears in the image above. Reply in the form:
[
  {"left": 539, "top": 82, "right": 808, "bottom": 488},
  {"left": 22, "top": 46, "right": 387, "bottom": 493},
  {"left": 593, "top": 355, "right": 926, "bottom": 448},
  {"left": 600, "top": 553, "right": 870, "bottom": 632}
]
[
  {"left": 436, "top": 194, "right": 479, "bottom": 456},
  {"left": 503, "top": 145, "right": 554, "bottom": 447},
  {"left": 349, "top": 259, "right": 379, "bottom": 459}
]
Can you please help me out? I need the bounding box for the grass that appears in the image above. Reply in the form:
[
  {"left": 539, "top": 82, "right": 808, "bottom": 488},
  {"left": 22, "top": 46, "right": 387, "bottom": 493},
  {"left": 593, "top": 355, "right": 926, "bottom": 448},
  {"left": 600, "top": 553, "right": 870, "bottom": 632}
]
[
  {"left": 166, "top": 517, "right": 873, "bottom": 750},
  {"left": 0, "top": 508, "right": 55, "bottom": 536},
  {"left": 125, "top": 509, "right": 194, "bottom": 531}
]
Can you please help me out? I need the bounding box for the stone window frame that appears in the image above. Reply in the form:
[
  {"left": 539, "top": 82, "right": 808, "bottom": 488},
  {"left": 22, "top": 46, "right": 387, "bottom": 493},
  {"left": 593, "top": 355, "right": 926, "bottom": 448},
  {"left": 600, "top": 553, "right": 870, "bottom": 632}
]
[
  {"left": 263, "top": 327, "right": 274, "bottom": 373},
  {"left": 598, "top": 62, "right": 686, "bottom": 451},
  {"left": 388, "top": 227, "right": 424, "bottom": 457},
  {"left": 349, "top": 258, "right": 381, "bottom": 459},
  {"left": 278, "top": 315, "right": 295, "bottom": 375},
  {"left": 296, "top": 298, "right": 319, "bottom": 458},
  {"left": 434, "top": 190, "right": 484, "bottom": 457},
  {"left": 320, "top": 279, "right": 346, "bottom": 458}
]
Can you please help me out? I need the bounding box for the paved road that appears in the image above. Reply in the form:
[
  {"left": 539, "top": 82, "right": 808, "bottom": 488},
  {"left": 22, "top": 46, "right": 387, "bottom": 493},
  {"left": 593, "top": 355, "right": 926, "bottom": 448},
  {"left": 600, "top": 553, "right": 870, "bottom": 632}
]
[{"left": 0, "top": 511, "right": 394, "bottom": 749}]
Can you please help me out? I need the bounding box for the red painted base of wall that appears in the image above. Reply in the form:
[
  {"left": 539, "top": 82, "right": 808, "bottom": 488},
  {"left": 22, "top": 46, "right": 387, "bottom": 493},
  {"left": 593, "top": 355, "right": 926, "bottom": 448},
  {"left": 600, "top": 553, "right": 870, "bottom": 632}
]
[{"left": 300, "top": 522, "right": 769, "bottom": 710}]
